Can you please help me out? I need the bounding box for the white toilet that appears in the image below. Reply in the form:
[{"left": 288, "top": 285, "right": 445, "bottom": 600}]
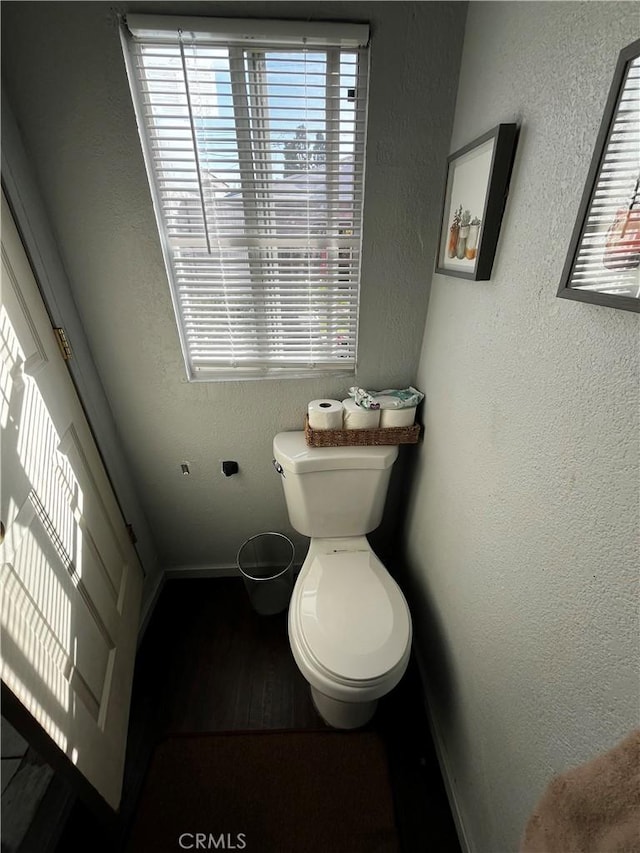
[{"left": 273, "top": 431, "right": 412, "bottom": 729}]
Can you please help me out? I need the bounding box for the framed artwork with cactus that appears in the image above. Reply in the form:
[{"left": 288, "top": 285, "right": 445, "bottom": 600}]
[{"left": 436, "top": 123, "right": 518, "bottom": 280}]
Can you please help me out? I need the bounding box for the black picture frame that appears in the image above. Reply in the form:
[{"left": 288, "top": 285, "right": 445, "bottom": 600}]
[
  {"left": 557, "top": 38, "right": 640, "bottom": 313},
  {"left": 435, "top": 123, "right": 518, "bottom": 281}
]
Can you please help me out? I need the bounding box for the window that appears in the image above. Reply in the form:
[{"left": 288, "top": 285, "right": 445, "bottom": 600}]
[
  {"left": 120, "top": 15, "right": 370, "bottom": 379},
  {"left": 558, "top": 38, "right": 640, "bottom": 312}
]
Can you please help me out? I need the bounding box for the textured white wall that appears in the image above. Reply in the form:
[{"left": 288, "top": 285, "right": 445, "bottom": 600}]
[
  {"left": 404, "top": 4, "right": 640, "bottom": 852},
  {"left": 1, "top": 1, "right": 466, "bottom": 571}
]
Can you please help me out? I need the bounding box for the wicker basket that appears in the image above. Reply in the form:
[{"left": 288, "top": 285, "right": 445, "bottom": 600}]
[{"left": 304, "top": 415, "right": 420, "bottom": 447}]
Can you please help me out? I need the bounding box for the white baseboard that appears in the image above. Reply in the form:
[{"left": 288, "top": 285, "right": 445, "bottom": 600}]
[
  {"left": 136, "top": 565, "right": 238, "bottom": 645},
  {"left": 165, "top": 563, "right": 241, "bottom": 579},
  {"left": 137, "top": 563, "right": 303, "bottom": 644},
  {"left": 413, "top": 646, "right": 473, "bottom": 853},
  {"left": 166, "top": 563, "right": 303, "bottom": 580},
  {"left": 137, "top": 571, "right": 166, "bottom": 646}
]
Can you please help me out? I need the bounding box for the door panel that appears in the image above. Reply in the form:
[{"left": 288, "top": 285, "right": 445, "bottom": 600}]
[{"left": 0, "top": 192, "right": 143, "bottom": 810}]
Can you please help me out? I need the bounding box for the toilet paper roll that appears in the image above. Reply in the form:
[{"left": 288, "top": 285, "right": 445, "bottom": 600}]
[
  {"left": 342, "top": 398, "right": 381, "bottom": 430},
  {"left": 308, "top": 399, "right": 344, "bottom": 430},
  {"left": 380, "top": 406, "right": 416, "bottom": 428}
]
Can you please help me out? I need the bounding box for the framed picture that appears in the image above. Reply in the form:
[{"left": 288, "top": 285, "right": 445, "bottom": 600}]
[
  {"left": 436, "top": 123, "right": 518, "bottom": 281},
  {"left": 557, "top": 38, "right": 640, "bottom": 313}
]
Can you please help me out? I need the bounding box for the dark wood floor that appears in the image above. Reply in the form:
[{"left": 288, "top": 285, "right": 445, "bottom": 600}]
[{"left": 55, "top": 577, "right": 460, "bottom": 852}]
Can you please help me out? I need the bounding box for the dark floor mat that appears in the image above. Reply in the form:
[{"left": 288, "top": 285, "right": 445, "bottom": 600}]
[{"left": 126, "top": 729, "right": 400, "bottom": 853}]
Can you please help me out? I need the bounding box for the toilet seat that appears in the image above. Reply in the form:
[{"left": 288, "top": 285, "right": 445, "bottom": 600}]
[{"left": 291, "top": 547, "right": 411, "bottom": 686}]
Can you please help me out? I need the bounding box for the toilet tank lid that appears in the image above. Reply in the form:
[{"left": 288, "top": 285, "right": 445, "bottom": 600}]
[{"left": 273, "top": 431, "right": 398, "bottom": 473}]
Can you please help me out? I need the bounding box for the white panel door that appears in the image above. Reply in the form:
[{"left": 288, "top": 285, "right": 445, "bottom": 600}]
[{"left": 0, "top": 192, "right": 143, "bottom": 810}]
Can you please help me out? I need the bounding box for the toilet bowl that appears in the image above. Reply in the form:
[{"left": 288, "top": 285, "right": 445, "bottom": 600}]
[
  {"left": 288, "top": 537, "right": 412, "bottom": 728},
  {"left": 273, "top": 431, "right": 413, "bottom": 729}
]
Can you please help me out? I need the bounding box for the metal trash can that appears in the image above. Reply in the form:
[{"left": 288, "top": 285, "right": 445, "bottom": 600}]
[{"left": 236, "top": 532, "right": 295, "bottom": 616}]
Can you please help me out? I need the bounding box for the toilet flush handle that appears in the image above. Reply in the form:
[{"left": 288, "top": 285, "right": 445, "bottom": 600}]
[{"left": 272, "top": 459, "right": 285, "bottom": 478}]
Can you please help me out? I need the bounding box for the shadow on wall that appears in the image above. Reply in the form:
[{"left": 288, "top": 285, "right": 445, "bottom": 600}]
[
  {"left": 370, "top": 408, "right": 425, "bottom": 570},
  {"left": 399, "top": 554, "right": 459, "bottom": 727},
  {"left": 369, "top": 442, "right": 419, "bottom": 567},
  {"left": 369, "top": 427, "right": 459, "bottom": 726}
]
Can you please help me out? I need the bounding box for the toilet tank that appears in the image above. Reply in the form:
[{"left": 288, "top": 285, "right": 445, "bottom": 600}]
[{"left": 273, "top": 432, "right": 398, "bottom": 538}]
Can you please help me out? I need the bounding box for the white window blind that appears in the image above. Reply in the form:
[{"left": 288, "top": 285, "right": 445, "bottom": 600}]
[
  {"left": 567, "top": 54, "right": 640, "bottom": 298},
  {"left": 120, "top": 15, "right": 370, "bottom": 380}
]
